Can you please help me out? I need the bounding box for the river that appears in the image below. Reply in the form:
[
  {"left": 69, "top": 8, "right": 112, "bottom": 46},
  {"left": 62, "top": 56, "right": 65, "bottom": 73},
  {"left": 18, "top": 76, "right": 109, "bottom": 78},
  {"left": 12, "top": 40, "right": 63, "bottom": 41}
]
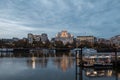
[{"left": 0, "top": 54, "right": 120, "bottom": 80}]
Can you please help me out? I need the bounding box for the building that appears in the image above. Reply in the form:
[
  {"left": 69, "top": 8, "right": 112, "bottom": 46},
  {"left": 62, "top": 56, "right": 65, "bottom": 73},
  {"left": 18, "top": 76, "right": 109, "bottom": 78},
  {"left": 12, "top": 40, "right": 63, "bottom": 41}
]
[
  {"left": 41, "top": 33, "right": 48, "bottom": 43},
  {"left": 51, "top": 38, "right": 55, "bottom": 43},
  {"left": 77, "top": 36, "right": 96, "bottom": 43},
  {"left": 55, "top": 30, "right": 74, "bottom": 45},
  {"left": 33, "top": 35, "right": 41, "bottom": 42},
  {"left": 0, "top": 39, "right": 13, "bottom": 43},
  {"left": 28, "top": 33, "right": 34, "bottom": 44},
  {"left": 12, "top": 37, "right": 19, "bottom": 42},
  {"left": 111, "top": 35, "right": 120, "bottom": 47},
  {"left": 22, "top": 37, "right": 28, "bottom": 42},
  {"left": 97, "top": 38, "right": 111, "bottom": 45},
  {"left": 76, "top": 36, "right": 96, "bottom": 46},
  {"left": 28, "top": 33, "right": 41, "bottom": 44},
  {"left": 28, "top": 33, "right": 48, "bottom": 44}
]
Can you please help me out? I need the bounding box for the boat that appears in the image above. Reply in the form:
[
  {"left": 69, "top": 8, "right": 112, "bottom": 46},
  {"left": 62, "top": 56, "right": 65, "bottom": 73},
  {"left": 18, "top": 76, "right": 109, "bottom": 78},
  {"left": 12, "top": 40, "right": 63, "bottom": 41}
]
[
  {"left": 93, "top": 55, "right": 113, "bottom": 69},
  {"left": 94, "top": 63, "right": 113, "bottom": 69},
  {"left": 85, "top": 69, "right": 97, "bottom": 77},
  {"left": 85, "top": 68, "right": 107, "bottom": 77}
]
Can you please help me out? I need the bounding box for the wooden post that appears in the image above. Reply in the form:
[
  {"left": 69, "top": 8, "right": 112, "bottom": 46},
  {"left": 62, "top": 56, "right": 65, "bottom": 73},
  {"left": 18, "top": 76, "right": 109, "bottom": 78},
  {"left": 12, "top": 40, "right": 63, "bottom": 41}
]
[
  {"left": 75, "top": 50, "right": 78, "bottom": 80},
  {"left": 115, "top": 69, "right": 118, "bottom": 80},
  {"left": 115, "top": 48, "right": 117, "bottom": 67},
  {"left": 80, "top": 47, "right": 83, "bottom": 66},
  {"left": 79, "top": 47, "right": 83, "bottom": 80},
  {"left": 75, "top": 48, "right": 83, "bottom": 80}
]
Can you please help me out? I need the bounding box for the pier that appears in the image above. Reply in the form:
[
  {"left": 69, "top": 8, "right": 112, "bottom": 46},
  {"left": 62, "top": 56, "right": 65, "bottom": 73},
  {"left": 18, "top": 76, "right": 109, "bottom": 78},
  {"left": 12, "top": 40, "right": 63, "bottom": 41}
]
[{"left": 75, "top": 48, "right": 120, "bottom": 80}]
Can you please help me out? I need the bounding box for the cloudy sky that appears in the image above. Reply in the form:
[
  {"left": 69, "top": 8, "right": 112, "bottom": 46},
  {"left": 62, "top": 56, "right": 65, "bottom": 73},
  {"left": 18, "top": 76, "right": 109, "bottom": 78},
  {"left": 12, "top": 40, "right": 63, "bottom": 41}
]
[{"left": 0, "top": 0, "right": 120, "bottom": 39}]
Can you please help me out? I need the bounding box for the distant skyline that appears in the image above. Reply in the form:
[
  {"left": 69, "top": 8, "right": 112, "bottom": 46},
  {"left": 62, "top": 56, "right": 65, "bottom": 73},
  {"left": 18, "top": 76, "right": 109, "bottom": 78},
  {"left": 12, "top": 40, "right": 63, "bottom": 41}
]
[{"left": 0, "top": 0, "right": 120, "bottom": 39}]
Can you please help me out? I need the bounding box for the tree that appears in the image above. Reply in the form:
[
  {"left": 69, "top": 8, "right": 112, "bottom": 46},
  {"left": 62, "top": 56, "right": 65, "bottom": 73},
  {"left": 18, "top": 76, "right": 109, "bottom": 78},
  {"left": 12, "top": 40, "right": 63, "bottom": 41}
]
[{"left": 54, "top": 41, "right": 64, "bottom": 48}]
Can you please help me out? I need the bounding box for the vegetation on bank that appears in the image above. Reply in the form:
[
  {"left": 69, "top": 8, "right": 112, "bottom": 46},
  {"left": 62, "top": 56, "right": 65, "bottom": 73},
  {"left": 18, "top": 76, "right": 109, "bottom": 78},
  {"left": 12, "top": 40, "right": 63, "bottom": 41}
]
[{"left": 0, "top": 39, "right": 118, "bottom": 52}]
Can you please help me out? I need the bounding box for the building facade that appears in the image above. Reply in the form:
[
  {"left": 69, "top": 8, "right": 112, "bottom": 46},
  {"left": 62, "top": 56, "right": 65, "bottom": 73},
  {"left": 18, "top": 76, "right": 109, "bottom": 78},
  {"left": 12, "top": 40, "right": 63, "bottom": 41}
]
[
  {"left": 97, "top": 38, "right": 111, "bottom": 45},
  {"left": 28, "top": 33, "right": 48, "bottom": 44},
  {"left": 76, "top": 36, "right": 96, "bottom": 43},
  {"left": 55, "top": 30, "right": 74, "bottom": 45},
  {"left": 12, "top": 37, "right": 19, "bottom": 42},
  {"left": 111, "top": 35, "right": 120, "bottom": 47},
  {"left": 28, "top": 33, "right": 34, "bottom": 44},
  {"left": 41, "top": 33, "right": 48, "bottom": 43},
  {"left": 76, "top": 36, "right": 96, "bottom": 46}
]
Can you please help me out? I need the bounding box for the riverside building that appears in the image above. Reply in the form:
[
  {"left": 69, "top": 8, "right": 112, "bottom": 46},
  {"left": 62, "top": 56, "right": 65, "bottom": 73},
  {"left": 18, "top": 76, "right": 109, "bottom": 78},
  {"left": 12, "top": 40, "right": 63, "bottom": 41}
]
[
  {"left": 111, "top": 35, "right": 120, "bottom": 47},
  {"left": 55, "top": 30, "right": 74, "bottom": 45},
  {"left": 28, "top": 33, "right": 48, "bottom": 44},
  {"left": 76, "top": 36, "right": 96, "bottom": 46}
]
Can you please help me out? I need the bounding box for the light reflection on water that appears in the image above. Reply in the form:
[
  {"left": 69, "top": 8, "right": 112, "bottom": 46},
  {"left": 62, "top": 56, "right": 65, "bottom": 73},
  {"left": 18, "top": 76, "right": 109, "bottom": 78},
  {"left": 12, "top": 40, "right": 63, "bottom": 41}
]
[
  {"left": 0, "top": 55, "right": 120, "bottom": 80},
  {"left": 0, "top": 55, "right": 75, "bottom": 80}
]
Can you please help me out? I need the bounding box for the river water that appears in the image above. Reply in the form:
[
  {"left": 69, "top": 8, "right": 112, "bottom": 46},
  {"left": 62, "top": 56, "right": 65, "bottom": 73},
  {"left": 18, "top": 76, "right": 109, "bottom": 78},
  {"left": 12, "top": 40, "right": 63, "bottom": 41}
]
[{"left": 0, "top": 55, "right": 120, "bottom": 80}]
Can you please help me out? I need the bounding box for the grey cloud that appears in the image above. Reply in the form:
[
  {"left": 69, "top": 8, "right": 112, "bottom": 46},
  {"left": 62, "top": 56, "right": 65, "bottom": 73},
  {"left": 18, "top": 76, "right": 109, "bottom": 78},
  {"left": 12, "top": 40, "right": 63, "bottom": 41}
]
[{"left": 0, "top": 0, "right": 120, "bottom": 38}]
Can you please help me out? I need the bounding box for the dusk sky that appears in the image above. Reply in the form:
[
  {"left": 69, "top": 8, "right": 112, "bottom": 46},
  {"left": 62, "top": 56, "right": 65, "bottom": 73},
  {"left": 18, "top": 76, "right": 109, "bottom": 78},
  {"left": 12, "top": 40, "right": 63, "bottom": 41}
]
[{"left": 0, "top": 0, "right": 120, "bottom": 39}]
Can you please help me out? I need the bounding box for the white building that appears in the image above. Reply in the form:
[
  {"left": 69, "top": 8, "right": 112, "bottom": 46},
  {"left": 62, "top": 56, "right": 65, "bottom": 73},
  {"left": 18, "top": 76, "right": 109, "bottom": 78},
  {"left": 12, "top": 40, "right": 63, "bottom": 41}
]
[
  {"left": 28, "top": 33, "right": 48, "bottom": 44},
  {"left": 33, "top": 35, "right": 41, "bottom": 42},
  {"left": 55, "top": 30, "right": 74, "bottom": 45},
  {"left": 28, "top": 33, "right": 34, "bottom": 44},
  {"left": 41, "top": 33, "right": 48, "bottom": 43},
  {"left": 76, "top": 36, "right": 96, "bottom": 43},
  {"left": 76, "top": 36, "right": 96, "bottom": 47}
]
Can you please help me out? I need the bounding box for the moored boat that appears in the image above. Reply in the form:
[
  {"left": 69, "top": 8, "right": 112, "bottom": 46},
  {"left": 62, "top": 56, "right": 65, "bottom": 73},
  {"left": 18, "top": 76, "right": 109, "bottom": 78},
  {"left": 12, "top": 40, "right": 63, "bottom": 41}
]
[{"left": 94, "top": 63, "right": 113, "bottom": 69}]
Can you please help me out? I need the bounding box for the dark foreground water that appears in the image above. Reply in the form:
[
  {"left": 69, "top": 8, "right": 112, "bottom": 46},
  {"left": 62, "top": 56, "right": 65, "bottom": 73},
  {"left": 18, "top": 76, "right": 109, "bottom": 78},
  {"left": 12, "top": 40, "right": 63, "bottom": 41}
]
[
  {"left": 0, "top": 56, "right": 120, "bottom": 80},
  {"left": 0, "top": 56, "right": 75, "bottom": 80}
]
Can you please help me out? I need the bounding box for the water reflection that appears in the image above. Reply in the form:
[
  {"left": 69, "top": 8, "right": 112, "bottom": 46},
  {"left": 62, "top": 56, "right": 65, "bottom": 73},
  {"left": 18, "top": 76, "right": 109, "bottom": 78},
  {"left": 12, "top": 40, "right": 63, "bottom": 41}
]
[
  {"left": 30, "top": 57, "right": 36, "bottom": 69},
  {"left": 27, "top": 57, "right": 48, "bottom": 69},
  {"left": 26, "top": 55, "right": 75, "bottom": 71},
  {"left": 75, "top": 67, "right": 120, "bottom": 80},
  {"left": 54, "top": 55, "right": 74, "bottom": 72},
  {"left": 0, "top": 55, "right": 75, "bottom": 80},
  {"left": 1, "top": 53, "right": 120, "bottom": 80},
  {"left": 84, "top": 68, "right": 113, "bottom": 77}
]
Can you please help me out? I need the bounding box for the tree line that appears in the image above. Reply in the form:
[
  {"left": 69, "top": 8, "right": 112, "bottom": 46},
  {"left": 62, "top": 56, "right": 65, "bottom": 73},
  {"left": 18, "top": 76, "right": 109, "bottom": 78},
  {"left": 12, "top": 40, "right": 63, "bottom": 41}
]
[{"left": 0, "top": 39, "right": 117, "bottom": 52}]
